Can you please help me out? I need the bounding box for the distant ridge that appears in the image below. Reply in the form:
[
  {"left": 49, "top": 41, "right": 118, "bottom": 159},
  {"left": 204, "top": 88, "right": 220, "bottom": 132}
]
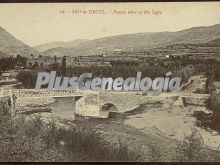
[
  {"left": 34, "top": 39, "right": 89, "bottom": 52},
  {"left": 1, "top": 23, "right": 220, "bottom": 58},
  {"left": 41, "top": 23, "right": 220, "bottom": 57}
]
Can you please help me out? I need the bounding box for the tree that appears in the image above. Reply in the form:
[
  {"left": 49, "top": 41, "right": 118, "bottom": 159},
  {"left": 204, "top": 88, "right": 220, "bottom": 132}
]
[
  {"left": 29, "top": 62, "right": 32, "bottom": 68},
  {"left": 54, "top": 55, "right": 57, "bottom": 63},
  {"left": 16, "top": 54, "right": 20, "bottom": 61},
  {"left": 0, "top": 57, "right": 17, "bottom": 74},
  {"left": 61, "top": 56, "right": 66, "bottom": 76},
  {"left": 40, "top": 62, "right": 44, "bottom": 68},
  {"left": 30, "top": 54, "right": 34, "bottom": 59},
  {"left": 33, "top": 61, "right": 39, "bottom": 70}
]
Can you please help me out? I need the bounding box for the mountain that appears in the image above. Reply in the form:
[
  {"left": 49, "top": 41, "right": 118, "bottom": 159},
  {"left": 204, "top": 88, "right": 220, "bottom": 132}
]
[
  {"left": 34, "top": 39, "right": 88, "bottom": 52},
  {"left": 170, "top": 24, "right": 220, "bottom": 44},
  {"left": 1, "top": 23, "right": 219, "bottom": 58},
  {"left": 0, "top": 26, "right": 38, "bottom": 56},
  {"left": 42, "top": 24, "right": 220, "bottom": 57}
]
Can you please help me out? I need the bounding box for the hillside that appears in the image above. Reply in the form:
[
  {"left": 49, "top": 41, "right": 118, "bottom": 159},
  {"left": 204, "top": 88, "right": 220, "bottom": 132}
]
[
  {"left": 34, "top": 39, "right": 88, "bottom": 52},
  {"left": 42, "top": 24, "right": 220, "bottom": 57},
  {"left": 148, "top": 36, "right": 220, "bottom": 59},
  {"left": 0, "top": 26, "right": 38, "bottom": 56}
]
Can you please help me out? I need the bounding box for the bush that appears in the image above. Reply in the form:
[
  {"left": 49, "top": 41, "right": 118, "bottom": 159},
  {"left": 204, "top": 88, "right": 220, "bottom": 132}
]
[
  {"left": 174, "top": 128, "right": 220, "bottom": 162},
  {"left": 175, "top": 128, "right": 204, "bottom": 161}
]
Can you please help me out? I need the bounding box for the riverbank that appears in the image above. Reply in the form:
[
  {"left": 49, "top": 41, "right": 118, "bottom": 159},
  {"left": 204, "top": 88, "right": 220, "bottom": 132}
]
[
  {"left": 123, "top": 104, "right": 220, "bottom": 150},
  {"left": 12, "top": 97, "right": 220, "bottom": 161}
]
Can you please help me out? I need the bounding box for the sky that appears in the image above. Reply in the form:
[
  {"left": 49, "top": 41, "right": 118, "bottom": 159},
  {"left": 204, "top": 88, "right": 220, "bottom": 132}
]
[{"left": 0, "top": 2, "right": 220, "bottom": 47}]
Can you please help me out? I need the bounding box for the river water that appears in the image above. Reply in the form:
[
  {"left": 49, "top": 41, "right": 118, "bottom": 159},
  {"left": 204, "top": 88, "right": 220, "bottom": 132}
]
[{"left": 48, "top": 97, "right": 75, "bottom": 120}]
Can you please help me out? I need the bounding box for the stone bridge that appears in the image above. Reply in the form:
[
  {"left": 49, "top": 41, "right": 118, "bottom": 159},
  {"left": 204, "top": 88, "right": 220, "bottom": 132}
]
[
  {"left": 74, "top": 91, "right": 210, "bottom": 118},
  {"left": 0, "top": 89, "right": 210, "bottom": 118}
]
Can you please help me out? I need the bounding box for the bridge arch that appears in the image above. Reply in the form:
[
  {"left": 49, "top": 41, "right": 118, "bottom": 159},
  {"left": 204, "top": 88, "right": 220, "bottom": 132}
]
[{"left": 100, "top": 103, "right": 118, "bottom": 112}]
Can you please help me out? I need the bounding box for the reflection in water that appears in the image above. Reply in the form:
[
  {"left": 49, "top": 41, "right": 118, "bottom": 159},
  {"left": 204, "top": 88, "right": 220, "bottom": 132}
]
[{"left": 48, "top": 97, "right": 75, "bottom": 120}]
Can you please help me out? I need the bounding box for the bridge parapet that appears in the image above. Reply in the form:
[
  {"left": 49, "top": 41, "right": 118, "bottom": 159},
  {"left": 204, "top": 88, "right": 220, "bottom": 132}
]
[{"left": 11, "top": 89, "right": 97, "bottom": 98}]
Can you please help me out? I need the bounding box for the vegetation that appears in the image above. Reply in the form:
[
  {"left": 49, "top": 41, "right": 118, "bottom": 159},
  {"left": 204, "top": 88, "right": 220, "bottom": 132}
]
[
  {"left": 0, "top": 115, "right": 142, "bottom": 162},
  {"left": 194, "top": 93, "right": 220, "bottom": 132},
  {"left": 16, "top": 71, "right": 38, "bottom": 88},
  {"left": 0, "top": 55, "right": 27, "bottom": 76},
  {"left": 0, "top": 57, "right": 16, "bottom": 75},
  {"left": 207, "top": 93, "right": 220, "bottom": 113},
  {"left": 176, "top": 128, "right": 204, "bottom": 161},
  {"left": 61, "top": 56, "right": 66, "bottom": 76},
  {"left": 0, "top": 113, "right": 220, "bottom": 162},
  {"left": 175, "top": 128, "right": 220, "bottom": 162}
]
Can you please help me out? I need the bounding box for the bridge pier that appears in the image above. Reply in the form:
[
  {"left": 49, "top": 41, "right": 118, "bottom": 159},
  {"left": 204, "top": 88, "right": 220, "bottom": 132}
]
[{"left": 75, "top": 94, "right": 105, "bottom": 117}]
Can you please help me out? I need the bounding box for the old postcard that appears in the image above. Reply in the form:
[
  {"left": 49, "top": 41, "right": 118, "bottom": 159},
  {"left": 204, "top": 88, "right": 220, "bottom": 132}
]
[{"left": 0, "top": 2, "right": 220, "bottom": 162}]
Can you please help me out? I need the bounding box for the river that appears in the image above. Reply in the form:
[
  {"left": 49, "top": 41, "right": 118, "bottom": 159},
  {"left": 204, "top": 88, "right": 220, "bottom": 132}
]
[{"left": 48, "top": 97, "right": 75, "bottom": 120}]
